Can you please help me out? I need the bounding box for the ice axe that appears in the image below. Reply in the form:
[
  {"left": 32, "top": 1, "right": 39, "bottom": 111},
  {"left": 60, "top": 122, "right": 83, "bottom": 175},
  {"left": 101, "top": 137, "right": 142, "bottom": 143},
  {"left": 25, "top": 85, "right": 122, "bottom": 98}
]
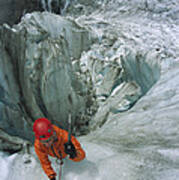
[
  {"left": 68, "top": 113, "right": 72, "bottom": 143},
  {"left": 65, "top": 94, "right": 76, "bottom": 149},
  {"left": 67, "top": 94, "right": 73, "bottom": 143},
  {"left": 64, "top": 94, "right": 77, "bottom": 158}
]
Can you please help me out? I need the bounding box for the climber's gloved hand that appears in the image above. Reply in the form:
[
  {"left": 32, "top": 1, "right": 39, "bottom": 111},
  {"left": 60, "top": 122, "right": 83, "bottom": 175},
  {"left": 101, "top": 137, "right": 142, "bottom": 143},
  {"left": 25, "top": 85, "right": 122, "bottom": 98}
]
[
  {"left": 49, "top": 174, "right": 56, "bottom": 180},
  {"left": 50, "top": 177, "right": 56, "bottom": 180},
  {"left": 64, "top": 141, "right": 77, "bottom": 159}
]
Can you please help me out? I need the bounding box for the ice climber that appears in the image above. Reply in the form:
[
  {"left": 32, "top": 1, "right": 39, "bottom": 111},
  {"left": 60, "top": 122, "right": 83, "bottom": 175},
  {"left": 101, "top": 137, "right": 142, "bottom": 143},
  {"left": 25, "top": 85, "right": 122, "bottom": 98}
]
[{"left": 33, "top": 117, "right": 86, "bottom": 180}]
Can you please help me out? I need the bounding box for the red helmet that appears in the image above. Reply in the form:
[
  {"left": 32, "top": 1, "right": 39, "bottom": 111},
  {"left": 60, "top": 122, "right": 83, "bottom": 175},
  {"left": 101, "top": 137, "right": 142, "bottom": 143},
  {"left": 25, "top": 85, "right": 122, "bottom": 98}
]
[{"left": 33, "top": 118, "right": 53, "bottom": 140}]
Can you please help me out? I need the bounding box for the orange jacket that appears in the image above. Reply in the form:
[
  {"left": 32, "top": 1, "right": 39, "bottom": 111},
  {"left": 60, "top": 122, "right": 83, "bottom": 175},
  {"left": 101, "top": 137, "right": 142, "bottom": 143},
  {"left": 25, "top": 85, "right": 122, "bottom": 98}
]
[{"left": 34, "top": 125, "right": 85, "bottom": 178}]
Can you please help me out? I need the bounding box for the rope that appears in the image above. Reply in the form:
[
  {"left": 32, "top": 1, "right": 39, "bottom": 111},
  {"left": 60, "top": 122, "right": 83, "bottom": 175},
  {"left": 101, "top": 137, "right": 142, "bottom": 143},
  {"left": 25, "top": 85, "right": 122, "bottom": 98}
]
[
  {"left": 58, "top": 150, "right": 64, "bottom": 180},
  {"left": 58, "top": 160, "right": 63, "bottom": 180},
  {"left": 51, "top": 143, "right": 64, "bottom": 180}
]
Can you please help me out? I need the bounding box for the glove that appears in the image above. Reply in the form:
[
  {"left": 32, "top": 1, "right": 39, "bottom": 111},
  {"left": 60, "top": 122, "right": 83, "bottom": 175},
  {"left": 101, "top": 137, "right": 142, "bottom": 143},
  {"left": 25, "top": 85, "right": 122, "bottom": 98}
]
[
  {"left": 49, "top": 174, "right": 56, "bottom": 180},
  {"left": 50, "top": 177, "right": 56, "bottom": 180},
  {"left": 64, "top": 141, "right": 77, "bottom": 159}
]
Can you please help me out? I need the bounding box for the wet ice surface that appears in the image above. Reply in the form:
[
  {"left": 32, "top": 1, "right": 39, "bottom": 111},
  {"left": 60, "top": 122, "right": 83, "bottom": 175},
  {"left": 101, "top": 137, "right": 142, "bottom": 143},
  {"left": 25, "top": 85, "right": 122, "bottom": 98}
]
[{"left": 1, "top": 141, "right": 179, "bottom": 180}]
